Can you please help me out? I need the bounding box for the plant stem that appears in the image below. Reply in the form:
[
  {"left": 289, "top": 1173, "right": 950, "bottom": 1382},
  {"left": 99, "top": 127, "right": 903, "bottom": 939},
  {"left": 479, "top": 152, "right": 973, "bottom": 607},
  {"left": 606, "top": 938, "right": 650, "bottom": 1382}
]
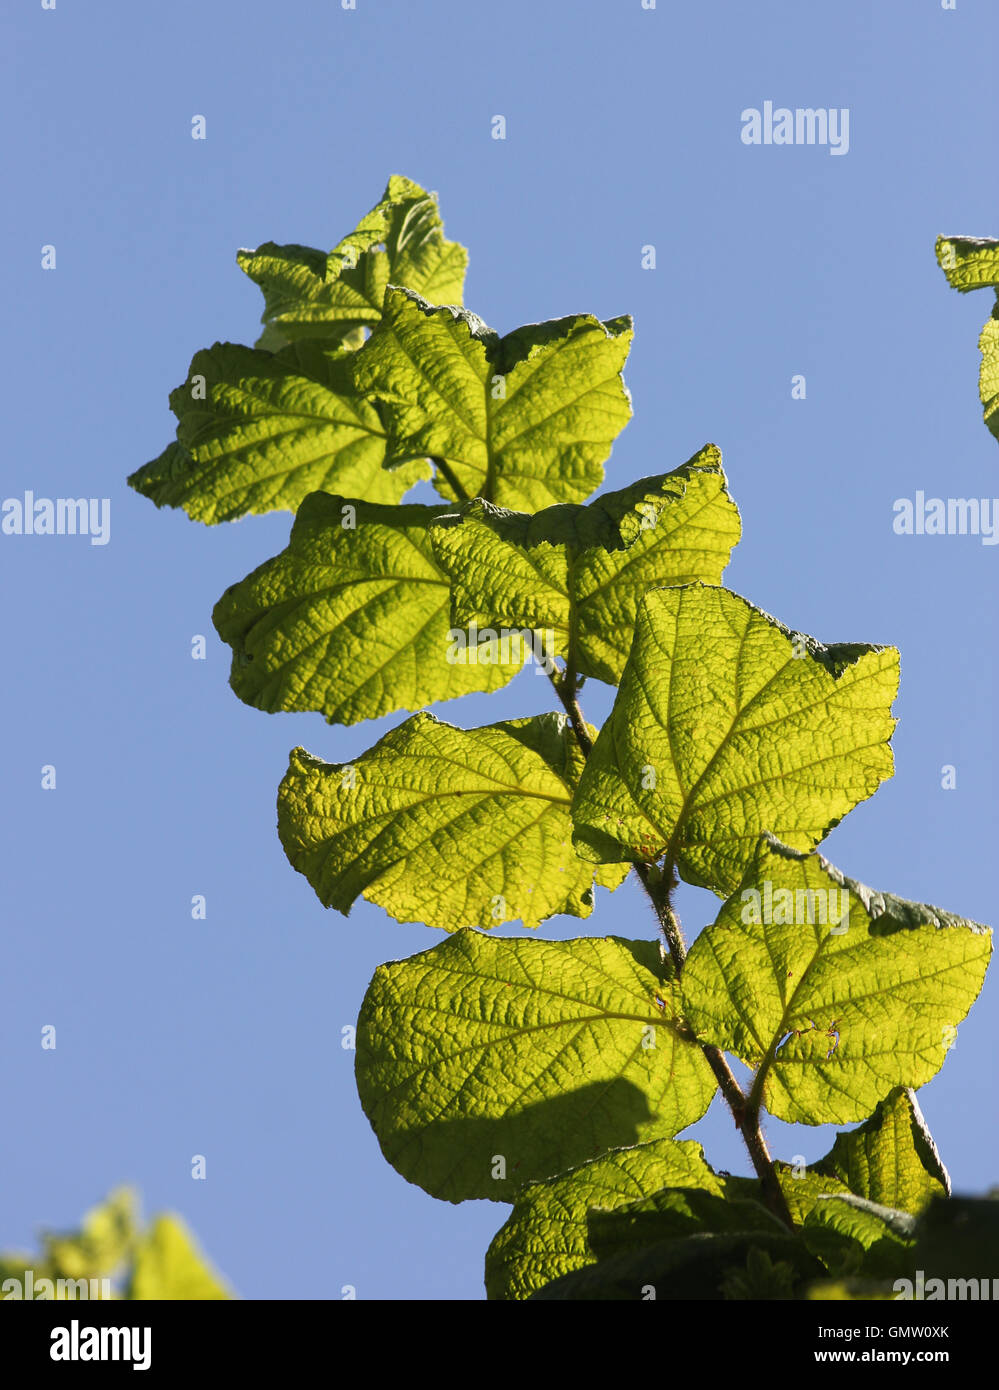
[
  {"left": 430, "top": 455, "right": 470, "bottom": 502},
  {"left": 550, "top": 664, "right": 795, "bottom": 1230},
  {"left": 549, "top": 666, "right": 593, "bottom": 755},
  {"left": 633, "top": 861, "right": 687, "bottom": 965},
  {"left": 699, "top": 1044, "right": 794, "bottom": 1228}
]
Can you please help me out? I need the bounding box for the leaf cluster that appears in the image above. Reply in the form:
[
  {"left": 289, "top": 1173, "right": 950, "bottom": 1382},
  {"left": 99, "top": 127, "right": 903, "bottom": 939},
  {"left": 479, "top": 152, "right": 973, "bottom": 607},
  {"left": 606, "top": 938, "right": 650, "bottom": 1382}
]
[{"left": 128, "top": 180, "right": 995, "bottom": 1298}]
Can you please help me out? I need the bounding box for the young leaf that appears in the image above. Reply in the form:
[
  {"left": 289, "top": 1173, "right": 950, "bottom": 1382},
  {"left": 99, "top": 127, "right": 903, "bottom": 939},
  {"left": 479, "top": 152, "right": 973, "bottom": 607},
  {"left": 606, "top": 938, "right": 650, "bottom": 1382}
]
[
  {"left": 278, "top": 712, "right": 628, "bottom": 929},
  {"left": 485, "top": 1139, "right": 724, "bottom": 1300},
  {"left": 129, "top": 341, "right": 429, "bottom": 524},
  {"left": 430, "top": 446, "right": 741, "bottom": 685},
  {"left": 353, "top": 287, "right": 633, "bottom": 509},
  {"left": 681, "top": 834, "right": 992, "bottom": 1125},
  {"left": 936, "top": 234, "right": 999, "bottom": 445},
  {"left": 213, "top": 496, "right": 521, "bottom": 726},
  {"left": 127, "top": 1216, "right": 233, "bottom": 1300},
  {"left": 237, "top": 175, "right": 467, "bottom": 350},
  {"left": 354, "top": 931, "right": 717, "bottom": 1202},
  {"left": 571, "top": 583, "right": 899, "bottom": 895}
]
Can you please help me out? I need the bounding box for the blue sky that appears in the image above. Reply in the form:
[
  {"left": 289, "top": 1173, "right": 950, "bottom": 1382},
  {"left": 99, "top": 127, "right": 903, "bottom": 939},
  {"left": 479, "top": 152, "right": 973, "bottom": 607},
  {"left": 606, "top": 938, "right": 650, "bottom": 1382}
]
[{"left": 1, "top": 0, "right": 996, "bottom": 1299}]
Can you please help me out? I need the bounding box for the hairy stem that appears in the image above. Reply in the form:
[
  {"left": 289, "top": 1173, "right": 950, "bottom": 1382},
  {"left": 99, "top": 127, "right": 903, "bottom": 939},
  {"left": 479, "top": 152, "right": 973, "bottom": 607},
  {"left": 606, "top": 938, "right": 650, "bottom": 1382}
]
[
  {"left": 633, "top": 861, "right": 687, "bottom": 965},
  {"left": 550, "top": 664, "right": 795, "bottom": 1230},
  {"left": 549, "top": 666, "right": 593, "bottom": 755},
  {"left": 700, "top": 1045, "right": 794, "bottom": 1228}
]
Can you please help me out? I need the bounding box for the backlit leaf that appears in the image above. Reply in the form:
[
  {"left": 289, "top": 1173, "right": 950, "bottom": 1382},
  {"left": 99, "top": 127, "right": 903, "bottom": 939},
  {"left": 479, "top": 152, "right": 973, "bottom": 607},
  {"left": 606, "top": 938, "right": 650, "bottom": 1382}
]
[
  {"left": 936, "top": 234, "right": 999, "bottom": 445},
  {"left": 213, "top": 495, "right": 521, "bottom": 725},
  {"left": 571, "top": 583, "right": 899, "bottom": 895},
  {"left": 355, "top": 931, "right": 717, "bottom": 1201},
  {"left": 129, "top": 341, "right": 429, "bottom": 523},
  {"left": 278, "top": 712, "right": 620, "bottom": 929},
  {"left": 485, "top": 1139, "right": 723, "bottom": 1300},
  {"left": 353, "top": 287, "right": 633, "bottom": 509},
  {"left": 237, "top": 175, "right": 466, "bottom": 349},
  {"left": 430, "top": 446, "right": 740, "bottom": 684},
  {"left": 681, "top": 834, "right": 992, "bottom": 1125}
]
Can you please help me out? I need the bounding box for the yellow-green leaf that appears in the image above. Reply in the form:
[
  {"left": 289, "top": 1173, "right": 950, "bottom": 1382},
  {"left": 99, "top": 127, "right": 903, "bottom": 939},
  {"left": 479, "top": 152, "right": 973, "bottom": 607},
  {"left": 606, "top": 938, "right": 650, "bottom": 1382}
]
[
  {"left": 571, "top": 584, "right": 899, "bottom": 896},
  {"left": 487, "top": 1140, "right": 732, "bottom": 1300},
  {"left": 213, "top": 496, "right": 521, "bottom": 726},
  {"left": 128, "top": 1216, "right": 232, "bottom": 1300},
  {"left": 430, "top": 445, "right": 741, "bottom": 685},
  {"left": 355, "top": 931, "right": 717, "bottom": 1201},
  {"left": 278, "top": 712, "right": 622, "bottom": 929},
  {"left": 682, "top": 835, "right": 992, "bottom": 1125},
  {"left": 354, "top": 288, "right": 633, "bottom": 509},
  {"left": 936, "top": 234, "right": 999, "bottom": 445},
  {"left": 129, "top": 341, "right": 429, "bottom": 523},
  {"left": 237, "top": 175, "right": 467, "bottom": 349}
]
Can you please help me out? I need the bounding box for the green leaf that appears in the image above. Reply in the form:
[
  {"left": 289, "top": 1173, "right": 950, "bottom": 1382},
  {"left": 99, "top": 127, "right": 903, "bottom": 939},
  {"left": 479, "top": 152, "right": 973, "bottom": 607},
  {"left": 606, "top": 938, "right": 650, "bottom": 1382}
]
[
  {"left": 802, "top": 1195, "right": 913, "bottom": 1280},
  {"left": 571, "top": 584, "right": 899, "bottom": 895},
  {"left": 936, "top": 235, "right": 999, "bottom": 292},
  {"left": 353, "top": 287, "right": 633, "bottom": 509},
  {"left": 681, "top": 834, "right": 992, "bottom": 1125},
  {"left": 809, "top": 1193, "right": 999, "bottom": 1299},
  {"left": 775, "top": 1168, "right": 852, "bottom": 1226},
  {"left": 814, "top": 1193, "right": 917, "bottom": 1239},
  {"left": 0, "top": 1191, "right": 229, "bottom": 1301},
  {"left": 936, "top": 235, "right": 999, "bottom": 445},
  {"left": 355, "top": 931, "right": 717, "bottom": 1201},
  {"left": 278, "top": 712, "right": 630, "bottom": 928},
  {"left": 982, "top": 306, "right": 999, "bottom": 443},
  {"left": 582, "top": 1188, "right": 783, "bottom": 1262},
  {"left": 127, "top": 1216, "right": 232, "bottom": 1300},
  {"left": 486, "top": 1139, "right": 724, "bottom": 1300},
  {"left": 237, "top": 175, "right": 467, "bottom": 349},
  {"left": 213, "top": 495, "right": 521, "bottom": 726},
  {"left": 807, "top": 1087, "right": 949, "bottom": 1214},
  {"left": 430, "top": 446, "right": 741, "bottom": 685},
  {"left": 129, "top": 341, "right": 429, "bottom": 523},
  {"left": 720, "top": 1247, "right": 801, "bottom": 1300},
  {"left": 529, "top": 1231, "right": 822, "bottom": 1301},
  {"left": 776, "top": 1087, "right": 948, "bottom": 1226}
]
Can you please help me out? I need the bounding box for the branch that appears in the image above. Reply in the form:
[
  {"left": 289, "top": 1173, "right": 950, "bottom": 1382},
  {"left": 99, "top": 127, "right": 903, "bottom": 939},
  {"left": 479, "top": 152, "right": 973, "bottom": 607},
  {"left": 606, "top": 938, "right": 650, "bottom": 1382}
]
[
  {"left": 548, "top": 667, "right": 593, "bottom": 755},
  {"left": 549, "top": 664, "right": 795, "bottom": 1230},
  {"left": 701, "top": 1045, "right": 794, "bottom": 1228},
  {"left": 633, "top": 861, "right": 687, "bottom": 966}
]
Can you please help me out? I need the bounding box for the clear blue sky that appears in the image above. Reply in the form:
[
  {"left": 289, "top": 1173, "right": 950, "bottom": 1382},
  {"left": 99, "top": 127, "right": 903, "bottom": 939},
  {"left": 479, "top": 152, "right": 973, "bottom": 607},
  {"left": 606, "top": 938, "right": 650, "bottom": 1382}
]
[{"left": 2, "top": 0, "right": 996, "bottom": 1300}]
